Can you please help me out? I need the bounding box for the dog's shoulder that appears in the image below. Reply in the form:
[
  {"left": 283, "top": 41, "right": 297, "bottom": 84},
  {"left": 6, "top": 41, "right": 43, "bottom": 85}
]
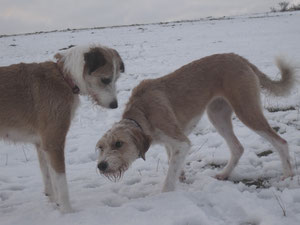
[
  {"left": 131, "top": 79, "right": 162, "bottom": 98},
  {"left": 30, "top": 61, "right": 61, "bottom": 78},
  {"left": 16, "top": 61, "right": 74, "bottom": 102}
]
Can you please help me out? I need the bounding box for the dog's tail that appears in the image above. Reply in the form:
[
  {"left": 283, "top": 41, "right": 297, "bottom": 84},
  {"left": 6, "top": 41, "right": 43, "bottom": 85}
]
[{"left": 250, "top": 57, "right": 296, "bottom": 96}]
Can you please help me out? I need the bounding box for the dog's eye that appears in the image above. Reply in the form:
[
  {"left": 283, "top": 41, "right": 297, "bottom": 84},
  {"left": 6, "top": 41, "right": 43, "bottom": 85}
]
[
  {"left": 96, "top": 145, "right": 103, "bottom": 152},
  {"left": 115, "top": 141, "right": 122, "bottom": 149},
  {"left": 101, "top": 78, "right": 111, "bottom": 85}
]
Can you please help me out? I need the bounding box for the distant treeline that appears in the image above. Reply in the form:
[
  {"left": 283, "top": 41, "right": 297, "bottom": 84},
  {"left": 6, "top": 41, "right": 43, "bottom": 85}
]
[{"left": 270, "top": 1, "right": 300, "bottom": 12}]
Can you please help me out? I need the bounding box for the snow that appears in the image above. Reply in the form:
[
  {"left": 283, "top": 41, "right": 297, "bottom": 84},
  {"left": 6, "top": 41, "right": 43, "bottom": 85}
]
[{"left": 1, "top": 11, "right": 300, "bottom": 225}]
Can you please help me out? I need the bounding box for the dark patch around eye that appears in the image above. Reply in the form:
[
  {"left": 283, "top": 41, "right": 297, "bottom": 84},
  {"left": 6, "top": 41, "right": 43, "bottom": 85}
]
[
  {"left": 84, "top": 50, "right": 106, "bottom": 74},
  {"left": 98, "top": 145, "right": 104, "bottom": 152},
  {"left": 115, "top": 141, "right": 122, "bottom": 149},
  {"left": 101, "top": 78, "right": 111, "bottom": 85}
]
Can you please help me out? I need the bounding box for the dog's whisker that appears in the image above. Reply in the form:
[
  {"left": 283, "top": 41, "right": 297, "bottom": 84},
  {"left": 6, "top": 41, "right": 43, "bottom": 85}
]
[
  {"left": 118, "top": 169, "right": 122, "bottom": 181},
  {"left": 98, "top": 165, "right": 128, "bottom": 182},
  {"left": 113, "top": 173, "right": 118, "bottom": 182},
  {"left": 96, "top": 167, "right": 100, "bottom": 176}
]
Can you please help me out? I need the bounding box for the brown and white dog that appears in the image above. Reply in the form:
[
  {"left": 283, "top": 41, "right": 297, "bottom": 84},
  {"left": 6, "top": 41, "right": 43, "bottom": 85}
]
[
  {"left": 0, "top": 44, "right": 124, "bottom": 212},
  {"left": 96, "top": 53, "right": 295, "bottom": 192}
]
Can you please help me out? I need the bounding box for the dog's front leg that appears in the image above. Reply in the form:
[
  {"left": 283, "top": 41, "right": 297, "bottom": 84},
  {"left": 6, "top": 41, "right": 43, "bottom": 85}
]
[
  {"left": 48, "top": 165, "right": 72, "bottom": 213},
  {"left": 165, "top": 144, "right": 187, "bottom": 182},
  {"left": 42, "top": 130, "right": 73, "bottom": 213},
  {"left": 162, "top": 141, "right": 190, "bottom": 192},
  {"left": 36, "top": 144, "right": 54, "bottom": 201}
]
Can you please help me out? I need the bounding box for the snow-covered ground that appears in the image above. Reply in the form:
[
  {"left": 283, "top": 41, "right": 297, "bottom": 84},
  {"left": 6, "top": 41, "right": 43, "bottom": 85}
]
[{"left": 1, "top": 11, "right": 300, "bottom": 225}]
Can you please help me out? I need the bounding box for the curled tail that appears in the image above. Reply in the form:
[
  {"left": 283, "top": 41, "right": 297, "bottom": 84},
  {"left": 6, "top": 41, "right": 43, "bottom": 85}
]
[{"left": 249, "top": 57, "right": 295, "bottom": 96}]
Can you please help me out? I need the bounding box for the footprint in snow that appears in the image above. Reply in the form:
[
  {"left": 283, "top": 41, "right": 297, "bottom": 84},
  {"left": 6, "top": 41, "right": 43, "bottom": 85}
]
[
  {"left": 134, "top": 205, "right": 152, "bottom": 212},
  {"left": 0, "top": 192, "right": 10, "bottom": 201},
  {"left": 83, "top": 183, "right": 100, "bottom": 189},
  {"left": 4, "top": 185, "right": 25, "bottom": 191},
  {"left": 124, "top": 177, "right": 141, "bottom": 185},
  {"left": 102, "top": 198, "right": 124, "bottom": 207}
]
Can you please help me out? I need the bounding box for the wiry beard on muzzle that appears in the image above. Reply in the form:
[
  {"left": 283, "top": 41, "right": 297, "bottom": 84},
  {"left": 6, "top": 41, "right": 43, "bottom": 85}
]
[{"left": 100, "top": 163, "right": 129, "bottom": 182}]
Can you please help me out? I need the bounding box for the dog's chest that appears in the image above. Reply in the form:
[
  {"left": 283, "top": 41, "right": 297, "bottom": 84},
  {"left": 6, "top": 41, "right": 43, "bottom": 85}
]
[{"left": 71, "top": 95, "right": 80, "bottom": 119}]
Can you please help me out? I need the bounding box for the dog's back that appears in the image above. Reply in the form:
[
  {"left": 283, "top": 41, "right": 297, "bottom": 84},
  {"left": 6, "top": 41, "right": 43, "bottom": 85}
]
[
  {"left": 128, "top": 53, "right": 294, "bottom": 122},
  {"left": 126, "top": 53, "right": 260, "bottom": 126}
]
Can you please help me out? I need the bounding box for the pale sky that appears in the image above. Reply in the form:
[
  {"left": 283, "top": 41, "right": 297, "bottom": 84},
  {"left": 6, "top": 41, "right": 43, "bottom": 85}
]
[{"left": 1, "top": 0, "right": 299, "bottom": 35}]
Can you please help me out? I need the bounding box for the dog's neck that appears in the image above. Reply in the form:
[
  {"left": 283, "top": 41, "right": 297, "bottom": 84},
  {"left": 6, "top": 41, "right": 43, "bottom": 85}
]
[
  {"left": 63, "top": 76, "right": 80, "bottom": 94},
  {"left": 55, "top": 62, "right": 80, "bottom": 94},
  {"left": 124, "top": 118, "right": 143, "bottom": 131},
  {"left": 121, "top": 116, "right": 152, "bottom": 161},
  {"left": 122, "top": 107, "right": 152, "bottom": 136}
]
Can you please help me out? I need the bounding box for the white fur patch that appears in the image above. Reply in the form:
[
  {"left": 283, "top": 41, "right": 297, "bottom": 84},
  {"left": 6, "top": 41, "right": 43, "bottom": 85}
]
[
  {"left": 60, "top": 44, "right": 106, "bottom": 95},
  {"left": 48, "top": 164, "right": 73, "bottom": 213},
  {"left": 70, "top": 95, "right": 80, "bottom": 119},
  {"left": 36, "top": 148, "right": 53, "bottom": 199},
  {"left": 94, "top": 83, "right": 117, "bottom": 107}
]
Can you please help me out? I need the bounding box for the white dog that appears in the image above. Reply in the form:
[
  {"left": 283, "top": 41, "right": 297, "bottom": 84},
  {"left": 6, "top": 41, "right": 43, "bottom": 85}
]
[
  {"left": 96, "top": 53, "right": 294, "bottom": 192},
  {"left": 0, "top": 44, "right": 124, "bottom": 212}
]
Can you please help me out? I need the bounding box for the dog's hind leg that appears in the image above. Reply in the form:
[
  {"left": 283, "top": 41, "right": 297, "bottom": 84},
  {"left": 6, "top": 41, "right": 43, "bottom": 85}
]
[
  {"left": 256, "top": 130, "right": 293, "bottom": 179},
  {"left": 207, "top": 98, "right": 244, "bottom": 180},
  {"left": 234, "top": 110, "right": 293, "bottom": 179},
  {"left": 36, "top": 143, "right": 54, "bottom": 201},
  {"left": 227, "top": 82, "right": 293, "bottom": 179}
]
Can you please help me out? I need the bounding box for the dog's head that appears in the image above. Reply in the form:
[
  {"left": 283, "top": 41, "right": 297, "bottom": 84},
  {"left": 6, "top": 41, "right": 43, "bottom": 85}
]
[
  {"left": 55, "top": 44, "right": 125, "bottom": 109},
  {"left": 96, "top": 120, "right": 151, "bottom": 181}
]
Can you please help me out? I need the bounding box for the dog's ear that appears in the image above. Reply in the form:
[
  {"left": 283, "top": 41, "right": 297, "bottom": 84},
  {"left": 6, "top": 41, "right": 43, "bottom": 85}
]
[
  {"left": 112, "top": 49, "right": 125, "bottom": 73},
  {"left": 54, "top": 53, "right": 63, "bottom": 62},
  {"left": 55, "top": 53, "right": 65, "bottom": 72},
  {"left": 131, "top": 128, "right": 151, "bottom": 161},
  {"left": 84, "top": 50, "right": 106, "bottom": 74}
]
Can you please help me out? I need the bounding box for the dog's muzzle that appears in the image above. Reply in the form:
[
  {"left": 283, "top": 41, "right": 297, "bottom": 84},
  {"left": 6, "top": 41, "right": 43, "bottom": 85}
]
[
  {"left": 98, "top": 161, "right": 108, "bottom": 172},
  {"left": 109, "top": 100, "right": 118, "bottom": 109}
]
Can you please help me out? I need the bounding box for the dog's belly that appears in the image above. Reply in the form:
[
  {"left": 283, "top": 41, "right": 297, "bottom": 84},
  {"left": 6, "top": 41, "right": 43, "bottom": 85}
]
[
  {"left": 184, "top": 115, "right": 202, "bottom": 135},
  {"left": 0, "top": 128, "right": 40, "bottom": 144}
]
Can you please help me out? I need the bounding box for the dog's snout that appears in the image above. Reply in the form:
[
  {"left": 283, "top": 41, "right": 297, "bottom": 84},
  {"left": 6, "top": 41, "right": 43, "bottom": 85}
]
[
  {"left": 109, "top": 100, "right": 118, "bottom": 109},
  {"left": 98, "top": 161, "right": 108, "bottom": 172}
]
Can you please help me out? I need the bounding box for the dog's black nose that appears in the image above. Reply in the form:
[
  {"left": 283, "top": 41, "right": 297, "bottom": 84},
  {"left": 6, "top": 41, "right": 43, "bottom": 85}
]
[
  {"left": 98, "top": 161, "right": 108, "bottom": 172},
  {"left": 109, "top": 100, "right": 118, "bottom": 109}
]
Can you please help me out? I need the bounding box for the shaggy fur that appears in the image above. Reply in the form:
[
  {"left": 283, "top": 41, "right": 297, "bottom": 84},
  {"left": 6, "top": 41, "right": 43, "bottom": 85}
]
[
  {"left": 96, "top": 53, "right": 295, "bottom": 192},
  {"left": 0, "top": 44, "right": 124, "bottom": 212}
]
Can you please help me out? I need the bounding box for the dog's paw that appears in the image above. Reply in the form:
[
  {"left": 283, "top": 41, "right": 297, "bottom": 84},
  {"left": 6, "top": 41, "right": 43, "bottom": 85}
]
[
  {"left": 215, "top": 173, "right": 229, "bottom": 180},
  {"left": 59, "top": 204, "right": 75, "bottom": 214},
  {"left": 281, "top": 174, "right": 294, "bottom": 181},
  {"left": 179, "top": 170, "right": 186, "bottom": 183},
  {"left": 282, "top": 168, "right": 294, "bottom": 181},
  {"left": 45, "top": 192, "right": 56, "bottom": 203},
  {"left": 162, "top": 182, "right": 175, "bottom": 192}
]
